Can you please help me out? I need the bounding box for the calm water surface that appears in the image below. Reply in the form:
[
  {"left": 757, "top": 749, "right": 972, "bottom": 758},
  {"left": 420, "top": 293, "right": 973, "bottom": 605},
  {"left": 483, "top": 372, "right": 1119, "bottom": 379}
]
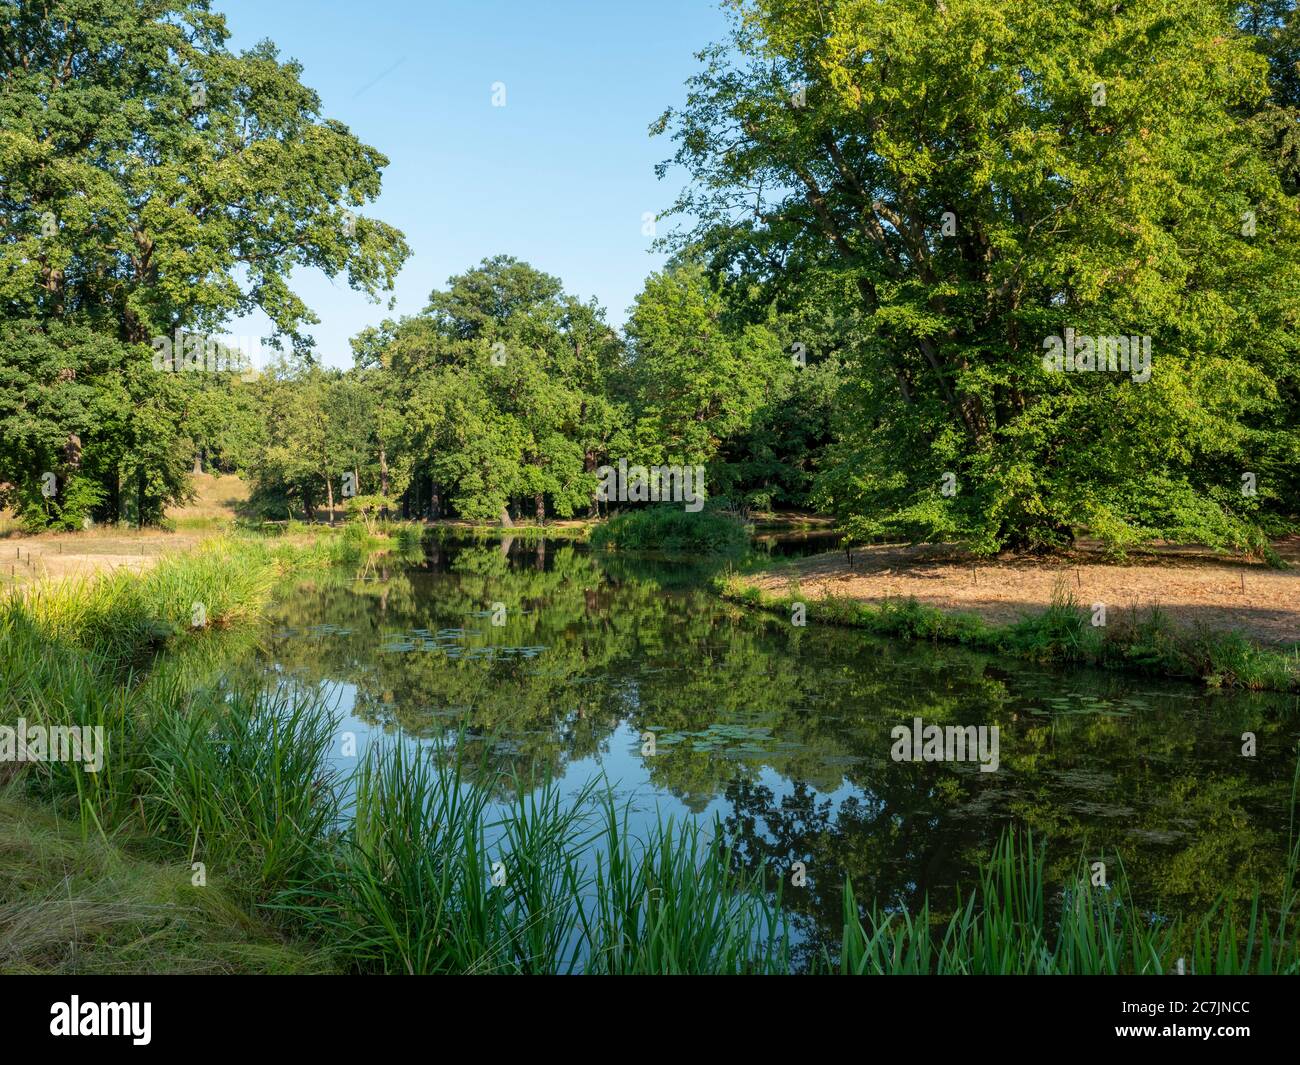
[{"left": 231, "top": 535, "right": 1299, "bottom": 964}]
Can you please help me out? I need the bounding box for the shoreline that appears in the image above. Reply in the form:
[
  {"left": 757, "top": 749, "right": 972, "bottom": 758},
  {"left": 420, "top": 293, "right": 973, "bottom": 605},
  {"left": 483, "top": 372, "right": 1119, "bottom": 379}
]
[
  {"left": 718, "top": 544, "right": 1300, "bottom": 692},
  {"left": 2, "top": 531, "right": 1297, "bottom": 973}
]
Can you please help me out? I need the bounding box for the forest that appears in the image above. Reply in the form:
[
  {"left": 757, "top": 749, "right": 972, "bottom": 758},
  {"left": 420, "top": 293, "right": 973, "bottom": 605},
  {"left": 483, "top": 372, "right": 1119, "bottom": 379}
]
[{"left": 3, "top": 0, "right": 1297, "bottom": 554}]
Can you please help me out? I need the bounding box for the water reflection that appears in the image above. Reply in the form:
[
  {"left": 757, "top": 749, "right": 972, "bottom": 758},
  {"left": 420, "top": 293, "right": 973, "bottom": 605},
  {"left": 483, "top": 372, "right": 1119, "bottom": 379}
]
[{"left": 239, "top": 535, "right": 1299, "bottom": 965}]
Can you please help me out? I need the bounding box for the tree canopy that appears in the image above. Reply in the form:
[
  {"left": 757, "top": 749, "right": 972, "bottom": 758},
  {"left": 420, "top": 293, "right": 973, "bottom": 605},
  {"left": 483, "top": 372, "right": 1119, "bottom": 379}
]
[
  {"left": 652, "top": 0, "right": 1300, "bottom": 553},
  {"left": 3, "top": 0, "right": 1296, "bottom": 552},
  {"left": 0, "top": 0, "right": 407, "bottom": 526}
]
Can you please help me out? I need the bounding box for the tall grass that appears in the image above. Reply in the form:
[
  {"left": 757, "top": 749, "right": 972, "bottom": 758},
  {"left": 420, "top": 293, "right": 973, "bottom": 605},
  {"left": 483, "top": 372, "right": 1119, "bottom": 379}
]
[
  {"left": 581, "top": 796, "right": 789, "bottom": 974},
  {"left": 277, "top": 742, "right": 590, "bottom": 975},
  {"left": 3, "top": 536, "right": 1298, "bottom": 975},
  {"left": 274, "top": 742, "right": 789, "bottom": 974},
  {"left": 839, "top": 830, "right": 1300, "bottom": 974},
  {"left": 143, "top": 686, "right": 340, "bottom": 901},
  {"left": 2, "top": 537, "right": 279, "bottom": 671},
  {"left": 0, "top": 533, "right": 350, "bottom": 835}
]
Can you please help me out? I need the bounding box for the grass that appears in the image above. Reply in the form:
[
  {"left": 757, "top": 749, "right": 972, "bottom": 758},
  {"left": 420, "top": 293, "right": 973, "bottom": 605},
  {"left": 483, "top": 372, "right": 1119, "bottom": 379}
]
[
  {"left": 718, "top": 574, "right": 1300, "bottom": 692},
  {"left": 3, "top": 537, "right": 302, "bottom": 671},
  {"left": 276, "top": 744, "right": 787, "bottom": 974},
  {"left": 144, "top": 687, "right": 340, "bottom": 900},
  {"left": 840, "top": 829, "right": 1300, "bottom": 974},
  {"left": 168, "top": 471, "right": 250, "bottom": 524},
  {"left": 281, "top": 744, "right": 597, "bottom": 974},
  {"left": 591, "top": 507, "right": 749, "bottom": 552},
  {"left": 2, "top": 534, "right": 1298, "bottom": 973},
  {"left": 0, "top": 786, "right": 329, "bottom": 974},
  {"left": 580, "top": 794, "right": 788, "bottom": 975}
]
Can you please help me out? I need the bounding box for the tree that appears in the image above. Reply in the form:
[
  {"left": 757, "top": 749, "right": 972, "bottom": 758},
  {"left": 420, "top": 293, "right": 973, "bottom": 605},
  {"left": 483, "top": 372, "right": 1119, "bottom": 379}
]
[
  {"left": 656, "top": 0, "right": 1300, "bottom": 553},
  {"left": 1243, "top": 1, "right": 1300, "bottom": 192},
  {"left": 0, "top": 0, "right": 408, "bottom": 525},
  {"left": 622, "top": 262, "right": 784, "bottom": 472},
  {"left": 348, "top": 257, "right": 627, "bottom": 524}
]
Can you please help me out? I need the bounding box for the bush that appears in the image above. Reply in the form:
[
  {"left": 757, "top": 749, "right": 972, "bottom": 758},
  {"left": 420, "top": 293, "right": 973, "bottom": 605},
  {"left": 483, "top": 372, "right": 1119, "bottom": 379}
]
[{"left": 591, "top": 508, "right": 748, "bottom": 552}]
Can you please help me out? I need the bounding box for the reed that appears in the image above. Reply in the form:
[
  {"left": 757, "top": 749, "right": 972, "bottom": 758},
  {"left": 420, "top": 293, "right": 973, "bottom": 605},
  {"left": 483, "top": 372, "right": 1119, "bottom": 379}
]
[
  {"left": 580, "top": 795, "right": 790, "bottom": 974},
  {"left": 838, "top": 831, "right": 1300, "bottom": 975},
  {"left": 142, "top": 684, "right": 340, "bottom": 903},
  {"left": 4, "top": 536, "right": 1298, "bottom": 975}
]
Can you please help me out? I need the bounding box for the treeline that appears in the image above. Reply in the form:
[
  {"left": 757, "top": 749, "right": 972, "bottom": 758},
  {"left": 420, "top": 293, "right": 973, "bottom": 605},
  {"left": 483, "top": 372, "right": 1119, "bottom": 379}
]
[
  {"left": 3, "top": 1, "right": 1298, "bottom": 553},
  {"left": 238, "top": 255, "right": 838, "bottom": 524}
]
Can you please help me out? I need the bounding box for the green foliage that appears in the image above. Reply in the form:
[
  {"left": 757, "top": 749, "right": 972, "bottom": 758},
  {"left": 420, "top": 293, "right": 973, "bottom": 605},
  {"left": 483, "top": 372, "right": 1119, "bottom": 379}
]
[
  {"left": 620, "top": 262, "right": 785, "bottom": 469},
  {"left": 342, "top": 257, "right": 625, "bottom": 524},
  {"left": 6, "top": 0, "right": 1298, "bottom": 555},
  {"left": 591, "top": 507, "right": 750, "bottom": 552},
  {"left": 344, "top": 494, "right": 399, "bottom": 532},
  {"left": 0, "top": 0, "right": 408, "bottom": 528},
  {"left": 252, "top": 252, "right": 832, "bottom": 527},
  {"left": 659, "top": 0, "right": 1300, "bottom": 553}
]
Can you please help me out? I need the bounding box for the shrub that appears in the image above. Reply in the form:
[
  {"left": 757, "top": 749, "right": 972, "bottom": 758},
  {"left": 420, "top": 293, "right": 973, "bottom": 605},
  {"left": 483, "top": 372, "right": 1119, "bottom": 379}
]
[{"left": 591, "top": 508, "right": 748, "bottom": 552}]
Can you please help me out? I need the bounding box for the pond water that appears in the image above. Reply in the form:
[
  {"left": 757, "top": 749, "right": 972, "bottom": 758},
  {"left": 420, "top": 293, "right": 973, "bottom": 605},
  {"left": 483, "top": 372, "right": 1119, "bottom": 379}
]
[{"left": 234, "top": 534, "right": 1298, "bottom": 967}]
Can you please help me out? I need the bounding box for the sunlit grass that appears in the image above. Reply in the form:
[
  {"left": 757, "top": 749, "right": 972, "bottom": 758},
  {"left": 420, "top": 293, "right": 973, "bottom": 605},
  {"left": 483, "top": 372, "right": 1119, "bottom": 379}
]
[{"left": 2, "top": 536, "right": 1297, "bottom": 975}]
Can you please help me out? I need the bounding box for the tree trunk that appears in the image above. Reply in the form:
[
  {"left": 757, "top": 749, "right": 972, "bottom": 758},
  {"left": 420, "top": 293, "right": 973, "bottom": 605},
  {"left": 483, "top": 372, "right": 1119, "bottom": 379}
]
[
  {"left": 500, "top": 504, "right": 514, "bottom": 527},
  {"left": 534, "top": 493, "right": 545, "bottom": 524},
  {"left": 193, "top": 451, "right": 202, "bottom": 476},
  {"left": 58, "top": 432, "right": 84, "bottom": 523},
  {"left": 325, "top": 474, "right": 335, "bottom": 525}
]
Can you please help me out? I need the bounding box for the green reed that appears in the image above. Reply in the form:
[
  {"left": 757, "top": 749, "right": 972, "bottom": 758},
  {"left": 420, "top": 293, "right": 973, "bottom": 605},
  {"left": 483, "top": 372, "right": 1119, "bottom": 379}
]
[
  {"left": 2, "top": 536, "right": 1298, "bottom": 975},
  {"left": 838, "top": 829, "right": 1300, "bottom": 975}
]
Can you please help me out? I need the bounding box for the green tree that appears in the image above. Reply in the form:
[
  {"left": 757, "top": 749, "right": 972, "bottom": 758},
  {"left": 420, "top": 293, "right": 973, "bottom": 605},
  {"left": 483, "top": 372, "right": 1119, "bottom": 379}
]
[
  {"left": 656, "top": 0, "right": 1300, "bottom": 553},
  {"left": 0, "top": 0, "right": 408, "bottom": 525},
  {"left": 622, "top": 262, "right": 784, "bottom": 473},
  {"left": 350, "top": 257, "right": 626, "bottom": 523}
]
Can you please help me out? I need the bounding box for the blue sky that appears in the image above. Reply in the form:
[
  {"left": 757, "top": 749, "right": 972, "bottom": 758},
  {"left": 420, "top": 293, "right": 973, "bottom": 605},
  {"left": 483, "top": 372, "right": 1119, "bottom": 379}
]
[{"left": 216, "top": 0, "right": 732, "bottom": 366}]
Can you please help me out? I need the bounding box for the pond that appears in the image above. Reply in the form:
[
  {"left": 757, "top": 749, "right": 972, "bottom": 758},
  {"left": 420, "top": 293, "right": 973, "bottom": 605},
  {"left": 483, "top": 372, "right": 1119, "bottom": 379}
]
[{"left": 231, "top": 534, "right": 1299, "bottom": 969}]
